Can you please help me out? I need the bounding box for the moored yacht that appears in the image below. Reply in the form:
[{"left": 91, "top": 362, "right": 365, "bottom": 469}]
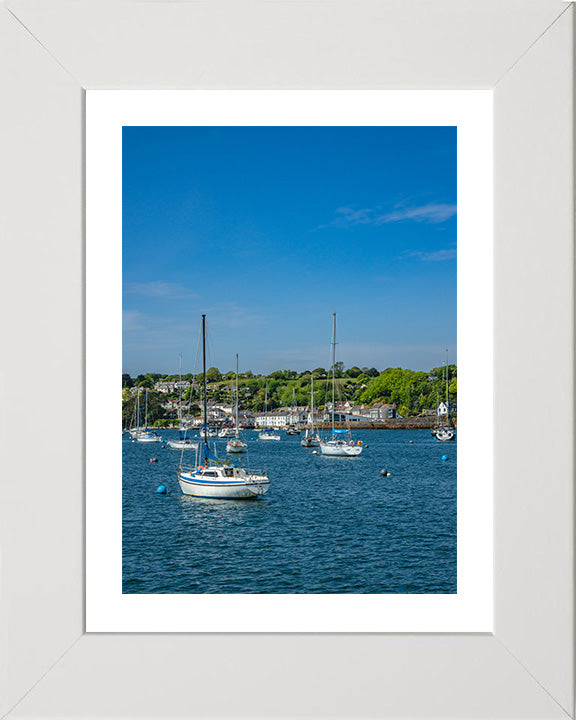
[
  {"left": 226, "top": 354, "right": 248, "bottom": 454},
  {"left": 136, "top": 389, "right": 163, "bottom": 443},
  {"left": 319, "top": 314, "right": 362, "bottom": 457},
  {"left": 177, "top": 315, "right": 269, "bottom": 499},
  {"left": 301, "top": 374, "right": 321, "bottom": 447}
]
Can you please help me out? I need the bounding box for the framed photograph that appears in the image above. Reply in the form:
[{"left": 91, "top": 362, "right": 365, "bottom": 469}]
[
  {"left": 1, "top": 1, "right": 573, "bottom": 718},
  {"left": 86, "top": 89, "right": 492, "bottom": 633}
]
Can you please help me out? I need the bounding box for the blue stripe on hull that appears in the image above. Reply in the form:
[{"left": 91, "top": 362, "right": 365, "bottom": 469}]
[{"left": 179, "top": 476, "right": 247, "bottom": 487}]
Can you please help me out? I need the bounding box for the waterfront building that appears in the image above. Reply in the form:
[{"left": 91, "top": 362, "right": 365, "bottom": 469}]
[
  {"left": 154, "top": 380, "right": 191, "bottom": 394},
  {"left": 437, "top": 401, "right": 457, "bottom": 416},
  {"left": 369, "top": 402, "right": 396, "bottom": 420}
]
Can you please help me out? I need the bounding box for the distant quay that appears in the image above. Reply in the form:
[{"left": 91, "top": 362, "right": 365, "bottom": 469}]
[{"left": 316, "top": 417, "right": 456, "bottom": 431}]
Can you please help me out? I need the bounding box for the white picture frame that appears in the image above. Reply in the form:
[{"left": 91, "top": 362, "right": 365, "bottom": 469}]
[{"left": 0, "top": 1, "right": 573, "bottom": 718}]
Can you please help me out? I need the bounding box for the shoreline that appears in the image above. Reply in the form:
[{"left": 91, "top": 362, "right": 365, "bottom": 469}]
[{"left": 142, "top": 417, "right": 456, "bottom": 432}]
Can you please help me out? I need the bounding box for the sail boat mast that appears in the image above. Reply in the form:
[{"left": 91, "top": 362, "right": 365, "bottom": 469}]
[
  {"left": 331, "top": 313, "right": 336, "bottom": 433},
  {"left": 202, "top": 314, "right": 208, "bottom": 449},
  {"left": 311, "top": 374, "right": 314, "bottom": 426},
  {"left": 445, "top": 347, "right": 449, "bottom": 407},
  {"left": 178, "top": 352, "right": 183, "bottom": 425},
  {"left": 235, "top": 353, "right": 239, "bottom": 436}
]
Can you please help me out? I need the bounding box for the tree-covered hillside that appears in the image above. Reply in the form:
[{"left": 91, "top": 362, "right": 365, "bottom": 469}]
[{"left": 122, "top": 364, "right": 456, "bottom": 419}]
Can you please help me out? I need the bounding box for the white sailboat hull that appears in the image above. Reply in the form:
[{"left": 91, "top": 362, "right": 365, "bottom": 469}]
[
  {"left": 301, "top": 435, "right": 321, "bottom": 447},
  {"left": 320, "top": 441, "right": 362, "bottom": 456},
  {"left": 178, "top": 468, "right": 269, "bottom": 499},
  {"left": 167, "top": 440, "right": 199, "bottom": 450},
  {"left": 258, "top": 433, "right": 280, "bottom": 441},
  {"left": 435, "top": 428, "right": 456, "bottom": 442},
  {"left": 225, "top": 440, "right": 248, "bottom": 454},
  {"left": 136, "top": 432, "right": 162, "bottom": 443}
]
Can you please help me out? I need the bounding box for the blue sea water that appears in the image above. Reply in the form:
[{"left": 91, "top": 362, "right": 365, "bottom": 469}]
[{"left": 122, "top": 429, "right": 456, "bottom": 594}]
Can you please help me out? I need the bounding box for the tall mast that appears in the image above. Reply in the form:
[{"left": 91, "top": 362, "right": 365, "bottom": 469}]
[
  {"left": 311, "top": 373, "right": 314, "bottom": 430},
  {"left": 445, "top": 347, "right": 450, "bottom": 423},
  {"left": 445, "top": 347, "right": 449, "bottom": 404},
  {"left": 178, "top": 352, "right": 182, "bottom": 425},
  {"left": 144, "top": 388, "right": 148, "bottom": 429},
  {"left": 202, "top": 314, "right": 208, "bottom": 450},
  {"left": 332, "top": 313, "right": 336, "bottom": 433},
  {"left": 235, "top": 354, "right": 239, "bottom": 436}
]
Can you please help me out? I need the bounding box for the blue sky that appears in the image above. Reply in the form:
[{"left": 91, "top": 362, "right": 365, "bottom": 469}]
[{"left": 123, "top": 126, "right": 456, "bottom": 376}]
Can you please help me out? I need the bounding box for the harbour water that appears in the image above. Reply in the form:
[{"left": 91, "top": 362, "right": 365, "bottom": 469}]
[{"left": 123, "top": 429, "right": 456, "bottom": 594}]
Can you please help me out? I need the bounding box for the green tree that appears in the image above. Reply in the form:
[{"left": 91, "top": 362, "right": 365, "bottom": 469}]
[
  {"left": 122, "top": 390, "right": 166, "bottom": 428},
  {"left": 345, "top": 366, "right": 362, "bottom": 378},
  {"left": 135, "top": 374, "right": 153, "bottom": 389},
  {"left": 206, "top": 367, "right": 221, "bottom": 383},
  {"left": 362, "top": 367, "right": 379, "bottom": 378},
  {"left": 333, "top": 361, "right": 345, "bottom": 378}
]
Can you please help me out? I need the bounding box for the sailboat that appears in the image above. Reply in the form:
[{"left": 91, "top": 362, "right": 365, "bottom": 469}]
[
  {"left": 301, "top": 373, "right": 321, "bottom": 447},
  {"left": 167, "top": 353, "right": 198, "bottom": 450},
  {"left": 226, "top": 354, "right": 248, "bottom": 453},
  {"left": 128, "top": 388, "right": 141, "bottom": 438},
  {"left": 285, "top": 388, "right": 301, "bottom": 435},
  {"left": 320, "top": 314, "right": 362, "bottom": 456},
  {"left": 434, "top": 348, "right": 456, "bottom": 442},
  {"left": 177, "top": 315, "right": 270, "bottom": 499},
  {"left": 258, "top": 380, "right": 280, "bottom": 441},
  {"left": 136, "top": 388, "right": 162, "bottom": 443}
]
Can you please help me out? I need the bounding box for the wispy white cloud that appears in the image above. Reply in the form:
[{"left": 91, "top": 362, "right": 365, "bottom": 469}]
[
  {"left": 205, "top": 302, "right": 269, "bottom": 330},
  {"left": 319, "top": 202, "right": 457, "bottom": 229},
  {"left": 405, "top": 248, "right": 457, "bottom": 262},
  {"left": 379, "top": 203, "right": 457, "bottom": 224},
  {"left": 122, "top": 309, "right": 148, "bottom": 332},
  {"left": 122, "top": 302, "right": 270, "bottom": 374},
  {"left": 124, "top": 281, "right": 197, "bottom": 299}
]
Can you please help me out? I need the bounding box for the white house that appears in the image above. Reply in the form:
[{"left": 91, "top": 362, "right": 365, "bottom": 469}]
[
  {"left": 255, "top": 410, "right": 292, "bottom": 428},
  {"left": 438, "top": 401, "right": 457, "bottom": 416},
  {"left": 369, "top": 402, "right": 396, "bottom": 420},
  {"left": 154, "top": 381, "right": 176, "bottom": 394},
  {"left": 211, "top": 402, "right": 234, "bottom": 416}
]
